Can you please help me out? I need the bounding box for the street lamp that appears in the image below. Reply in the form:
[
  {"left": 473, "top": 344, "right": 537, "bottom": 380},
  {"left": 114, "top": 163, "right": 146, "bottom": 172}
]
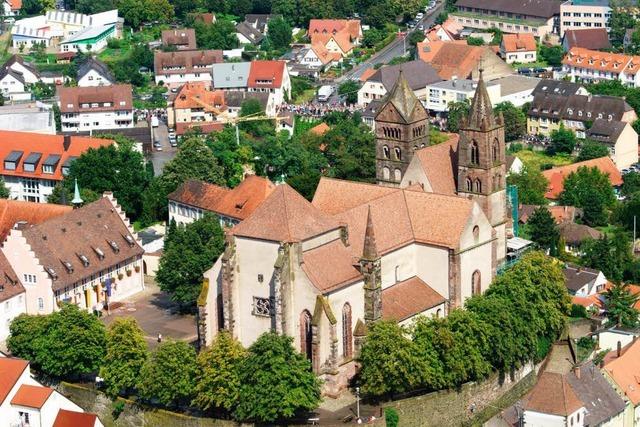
[{"left": 355, "top": 386, "right": 361, "bottom": 423}]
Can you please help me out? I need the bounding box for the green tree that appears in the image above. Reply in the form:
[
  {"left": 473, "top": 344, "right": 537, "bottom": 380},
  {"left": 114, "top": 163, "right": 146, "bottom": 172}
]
[
  {"left": 267, "top": 16, "right": 292, "bottom": 50},
  {"left": 193, "top": 332, "right": 246, "bottom": 412},
  {"left": 446, "top": 100, "right": 470, "bottom": 133},
  {"left": 99, "top": 318, "right": 149, "bottom": 397},
  {"left": 506, "top": 164, "right": 549, "bottom": 205},
  {"left": 604, "top": 282, "right": 640, "bottom": 328},
  {"left": 76, "top": 0, "right": 114, "bottom": 13},
  {"left": 581, "top": 232, "right": 633, "bottom": 282},
  {"left": 194, "top": 20, "right": 240, "bottom": 50},
  {"left": 466, "top": 36, "right": 485, "bottom": 46},
  {"left": 494, "top": 102, "right": 526, "bottom": 142},
  {"left": 138, "top": 340, "right": 198, "bottom": 407},
  {"left": 609, "top": 0, "right": 636, "bottom": 48},
  {"left": 559, "top": 166, "right": 616, "bottom": 226},
  {"left": 162, "top": 138, "right": 225, "bottom": 191},
  {"left": 615, "top": 192, "right": 640, "bottom": 232},
  {"left": 547, "top": 125, "right": 576, "bottom": 155},
  {"left": 538, "top": 45, "right": 564, "bottom": 67},
  {"left": 621, "top": 171, "right": 640, "bottom": 197},
  {"left": 527, "top": 206, "right": 560, "bottom": 253},
  {"left": 207, "top": 127, "right": 254, "bottom": 187},
  {"left": 385, "top": 408, "right": 399, "bottom": 427},
  {"left": 338, "top": 80, "right": 360, "bottom": 105},
  {"left": 577, "top": 140, "right": 610, "bottom": 162},
  {"left": 7, "top": 314, "right": 50, "bottom": 362},
  {"left": 238, "top": 99, "right": 274, "bottom": 138},
  {"left": 0, "top": 177, "right": 10, "bottom": 198},
  {"left": 118, "top": 0, "right": 174, "bottom": 27},
  {"left": 358, "top": 321, "right": 428, "bottom": 397},
  {"left": 156, "top": 213, "right": 225, "bottom": 308},
  {"left": 234, "top": 332, "right": 321, "bottom": 422}
]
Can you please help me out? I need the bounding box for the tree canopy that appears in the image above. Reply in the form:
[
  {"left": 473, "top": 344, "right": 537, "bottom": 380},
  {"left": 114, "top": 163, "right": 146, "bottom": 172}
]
[
  {"left": 527, "top": 206, "right": 559, "bottom": 254},
  {"left": 506, "top": 164, "right": 549, "bottom": 205},
  {"left": 604, "top": 282, "right": 639, "bottom": 328},
  {"left": 559, "top": 166, "right": 616, "bottom": 226},
  {"left": 577, "top": 140, "right": 610, "bottom": 162},
  {"left": 494, "top": 102, "right": 526, "bottom": 142},
  {"left": 547, "top": 125, "right": 576, "bottom": 155}
]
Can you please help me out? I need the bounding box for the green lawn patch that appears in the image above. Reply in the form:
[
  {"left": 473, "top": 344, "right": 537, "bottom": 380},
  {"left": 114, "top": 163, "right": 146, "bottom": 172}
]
[{"left": 516, "top": 149, "right": 574, "bottom": 171}]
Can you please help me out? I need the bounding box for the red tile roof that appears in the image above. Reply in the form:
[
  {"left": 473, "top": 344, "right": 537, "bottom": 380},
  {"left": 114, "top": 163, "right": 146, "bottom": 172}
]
[
  {"left": 0, "top": 358, "right": 29, "bottom": 406},
  {"left": 58, "top": 84, "right": 133, "bottom": 114},
  {"left": 173, "top": 82, "right": 225, "bottom": 111},
  {"left": 10, "top": 384, "right": 53, "bottom": 409},
  {"left": 231, "top": 184, "right": 341, "bottom": 242},
  {"left": 161, "top": 28, "right": 197, "bottom": 49},
  {"left": 247, "top": 60, "right": 286, "bottom": 89},
  {"left": 359, "top": 68, "right": 376, "bottom": 82},
  {"left": 542, "top": 157, "right": 623, "bottom": 199},
  {"left": 53, "top": 409, "right": 98, "bottom": 427},
  {"left": 524, "top": 372, "right": 583, "bottom": 416},
  {"left": 154, "top": 50, "right": 223, "bottom": 77},
  {"left": 175, "top": 121, "right": 224, "bottom": 136},
  {"left": 0, "top": 250, "right": 24, "bottom": 303},
  {"left": 604, "top": 339, "right": 640, "bottom": 405},
  {"left": 169, "top": 175, "right": 276, "bottom": 221},
  {"left": 0, "top": 199, "right": 72, "bottom": 241},
  {"left": 501, "top": 33, "right": 536, "bottom": 52},
  {"left": 563, "top": 47, "right": 640, "bottom": 76},
  {"left": 309, "top": 122, "right": 330, "bottom": 135},
  {"left": 413, "top": 134, "right": 459, "bottom": 195},
  {"left": 308, "top": 19, "right": 361, "bottom": 40},
  {"left": 417, "top": 40, "right": 483, "bottom": 79},
  {"left": 302, "top": 239, "right": 362, "bottom": 292},
  {"left": 382, "top": 276, "right": 445, "bottom": 321},
  {"left": 0, "top": 130, "right": 114, "bottom": 181},
  {"left": 7, "top": 0, "right": 21, "bottom": 10},
  {"left": 563, "top": 28, "right": 611, "bottom": 51}
]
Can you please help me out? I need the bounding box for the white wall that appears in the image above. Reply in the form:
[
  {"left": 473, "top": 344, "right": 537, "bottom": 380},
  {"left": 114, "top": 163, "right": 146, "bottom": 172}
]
[
  {"left": 0, "top": 292, "right": 26, "bottom": 341},
  {"left": 78, "top": 69, "right": 113, "bottom": 87},
  {"left": 155, "top": 72, "right": 212, "bottom": 89},
  {"left": 523, "top": 411, "right": 567, "bottom": 427},
  {"left": 504, "top": 50, "right": 536, "bottom": 64},
  {"left": 60, "top": 110, "right": 134, "bottom": 132}
]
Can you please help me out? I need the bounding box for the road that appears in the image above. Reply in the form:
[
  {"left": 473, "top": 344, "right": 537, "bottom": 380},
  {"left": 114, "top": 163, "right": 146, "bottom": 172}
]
[
  {"left": 148, "top": 118, "right": 178, "bottom": 174},
  {"left": 336, "top": 2, "right": 444, "bottom": 84}
]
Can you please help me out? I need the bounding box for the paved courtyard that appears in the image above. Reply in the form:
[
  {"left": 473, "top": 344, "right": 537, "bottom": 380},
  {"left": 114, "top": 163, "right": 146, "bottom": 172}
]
[{"left": 101, "top": 277, "right": 197, "bottom": 349}]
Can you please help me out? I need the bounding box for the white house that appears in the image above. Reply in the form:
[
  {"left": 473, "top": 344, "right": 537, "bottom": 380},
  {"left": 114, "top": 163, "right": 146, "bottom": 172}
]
[
  {"left": 0, "top": 251, "right": 25, "bottom": 342},
  {"left": 0, "top": 67, "right": 30, "bottom": 102},
  {"left": 523, "top": 372, "right": 587, "bottom": 427},
  {"left": 2, "top": 55, "right": 40, "bottom": 84},
  {"left": 247, "top": 60, "right": 291, "bottom": 106},
  {"left": 2, "top": 0, "right": 20, "bottom": 15},
  {"left": 563, "top": 264, "right": 607, "bottom": 297},
  {"left": 58, "top": 84, "right": 133, "bottom": 132},
  {"left": 77, "top": 57, "right": 115, "bottom": 87},
  {"left": 500, "top": 33, "right": 537, "bottom": 64}
]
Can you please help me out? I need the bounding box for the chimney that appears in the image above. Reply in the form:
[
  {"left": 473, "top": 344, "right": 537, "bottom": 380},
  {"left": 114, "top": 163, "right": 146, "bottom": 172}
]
[
  {"left": 617, "top": 340, "right": 622, "bottom": 358},
  {"left": 574, "top": 365, "right": 581, "bottom": 379},
  {"left": 14, "top": 220, "right": 28, "bottom": 230},
  {"left": 63, "top": 134, "right": 71, "bottom": 151}
]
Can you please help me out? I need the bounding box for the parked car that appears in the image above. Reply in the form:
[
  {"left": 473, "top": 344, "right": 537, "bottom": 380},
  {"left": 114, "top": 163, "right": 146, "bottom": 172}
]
[{"left": 416, "top": 12, "right": 424, "bottom": 19}]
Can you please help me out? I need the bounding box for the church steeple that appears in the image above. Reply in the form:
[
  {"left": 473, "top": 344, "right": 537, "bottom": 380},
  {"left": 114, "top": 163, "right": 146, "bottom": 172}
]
[
  {"left": 466, "top": 70, "right": 497, "bottom": 130},
  {"left": 362, "top": 205, "right": 378, "bottom": 260},
  {"left": 386, "top": 70, "right": 420, "bottom": 123}
]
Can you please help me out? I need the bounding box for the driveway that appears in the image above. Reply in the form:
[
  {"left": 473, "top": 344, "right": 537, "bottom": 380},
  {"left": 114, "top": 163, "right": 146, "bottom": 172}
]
[{"left": 101, "top": 277, "right": 197, "bottom": 349}]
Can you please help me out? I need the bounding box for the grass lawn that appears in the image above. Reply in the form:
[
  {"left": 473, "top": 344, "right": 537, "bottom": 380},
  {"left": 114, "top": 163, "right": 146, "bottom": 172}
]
[
  {"left": 430, "top": 128, "right": 452, "bottom": 145},
  {"left": 294, "top": 88, "right": 316, "bottom": 105},
  {"left": 512, "top": 60, "right": 549, "bottom": 70},
  {"left": 294, "top": 116, "right": 321, "bottom": 136},
  {"left": 515, "top": 149, "right": 574, "bottom": 171}
]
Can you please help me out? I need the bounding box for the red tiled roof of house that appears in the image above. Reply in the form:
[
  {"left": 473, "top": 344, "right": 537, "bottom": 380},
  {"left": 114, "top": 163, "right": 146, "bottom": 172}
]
[
  {"left": 563, "top": 47, "right": 640, "bottom": 76},
  {"left": 53, "top": 409, "right": 98, "bottom": 427},
  {"left": 302, "top": 239, "right": 362, "bottom": 292},
  {"left": 0, "top": 199, "right": 72, "bottom": 241},
  {"left": 310, "top": 31, "right": 353, "bottom": 54},
  {"left": 161, "top": 28, "right": 197, "bottom": 49},
  {"left": 571, "top": 294, "right": 603, "bottom": 309},
  {"left": 542, "top": 157, "right": 623, "bottom": 199},
  {"left": 382, "top": 276, "right": 445, "bottom": 321},
  {"left": 524, "top": 372, "right": 583, "bottom": 416},
  {"left": 154, "top": 50, "right": 223, "bottom": 76},
  {"left": 413, "top": 134, "right": 459, "bottom": 195},
  {"left": 7, "top": 0, "right": 21, "bottom": 10},
  {"left": 0, "top": 358, "right": 29, "bottom": 406},
  {"left": 0, "top": 130, "right": 114, "bottom": 182},
  {"left": 359, "top": 68, "right": 376, "bottom": 82},
  {"left": 11, "top": 384, "right": 53, "bottom": 409},
  {"left": 247, "top": 60, "right": 286, "bottom": 89},
  {"left": 0, "top": 250, "right": 24, "bottom": 303},
  {"left": 502, "top": 33, "right": 536, "bottom": 52},
  {"left": 310, "top": 42, "right": 342, "bottom": 65},
  {"left": 416, "top": 40, "right": 485, "bottom": 79},
  {"left": 175, "top": 121, "right": 224, "bottom": 136},
  {"left": 604, "top": 339, "right": 640, "bottom": 405},
  {"left": 173, "top": 82, "right": 225, "bottom": 111},
  {"left": 309, "top": 122, "right": 330, "bottom": 135},
  {"left": 308, "top": 19, "right": 361, "bottom": 40},
  {"left": 58, "top": 84, "right": 133, "bottom": 113},
  {"left": 232, "top": 184, "right": 341, "bottom": 242},
  {"left": 563, "top": 28, "right": 611, "bottom": 51}
]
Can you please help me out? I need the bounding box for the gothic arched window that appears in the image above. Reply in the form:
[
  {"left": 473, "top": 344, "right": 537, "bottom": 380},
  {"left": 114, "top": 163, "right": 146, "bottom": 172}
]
[
  {"left": 300, "top": 310, "right": 312, "bottom": 361},
  {"left": 383, "top": 145, "right": 390, "bottom": 159},
  {"left": 471, "top": 141, "right": 480, "bottom": 165},
  {"left": 473, "top": 225, "right": 480, "bottom": 243},
  {"left": 394, "top": 168, "right": 402, "bottom": 182},
  {"left": 474, "top": 179, "right": 482, "bottom": 193},
  {"left": 472, "top": 270, "right": 481, "bottom": 295},
  {"left": 466, "top": 177, "right": 473, "bottom": 192},
  {"left": 383, "top": 167, "right": 390, "bottom": 181},
  {"left": 342, "top": 303, "right": 353, "bottom": 359},
  {"left": 492, "top": 139, "right": 499, "bottom": 162},
  {"left": 394, "top": 147, "right": 402, "bottom": 160}
]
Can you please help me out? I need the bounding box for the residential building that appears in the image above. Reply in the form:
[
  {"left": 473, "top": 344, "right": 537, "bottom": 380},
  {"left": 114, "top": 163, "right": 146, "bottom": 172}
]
[
  {"left": 425, "top": 78, "right": 500, "bottom": 113},
  {"left": 212, "top": 62, "right": 251, "bottom": 91},
  {"left": 586, "top": 119, "right": 639, "bottom": 169},
  {"left": 168, "top": 175, "right": 275, "bottom": 227},
  {"left": 518, "top": 204, "right": 582, "bottom": 224},
  {"left": 58, "top": 84, "right": 134, "bottom": 132},
  {"left": 2, "top": 194, "right": 145, "bottom": 315},
  {"left": 602, "top": 339, "right": 640, "bottom": 425},
  {"left": 308, "top": 19, "right": 362, "bottom": 59},
  {"left": 500, "top": 33, "right": 537, "bottom": 64},
  {"left": 561, "top": 28, "right": 611, "bottom": 51},
  {"left": 424, "top": 19, "right": 463, "bottom": 42},
  {"left": 531, "top": 78, "right": 588, "bottom": 97},
  {"left": 542, "top": 156, "right": 623, "bottom": 200},
  {"left": 76, "top": 57, "right": 115, "bottom": 87},
  {"left": 416, "top": 40, "right": 514, "bottom": 80},
  {"left": 236, "top": 14, "right": 278, "bottom": 45},
  {"left": 560, "top": 0, "right": 611, "bottom": 36},
  {"left": 558, "top": 221, "right": 604, "bottom": 255},
  {"left": 189, "top": 12, "right": 216, "bottom": 25},
  {"left": 527, "top": 90, "right": 637, "bottom": 137},
  {"left": 1, "top": 55, "right": 40, "bottom": 84},
  {"left": 357, "top": 60, "right": 441, "bottom": 107},
  {"left": 451, "top": 0, "right": 562, "bottom": 37},
  {"left": 562, "top": 47, "right": 640, "bottom": 87},
  {"left": 223, "top": 91, "right": 275, "bottom": 117},
  {"left": 0, "top": 251, "right": 25, "bottom": 342},
  {"left": 247, "top": 60, "right": 291, "bottom": 106},
  {"left": 2, "top": 0, "right": 20, "bottom": 16},
  {"left": 507, "top": 155, "right": 524, "bottom": 174},
  {"left": 12, "top": 9, "right": 119, "bottom": 51},
  {"left": 298, "top": 44, "right": 342, "bottom": 70},
  {"left": 0, "top": 66, "right": 30, "bottom": 102},
  {"left": 597, "top": 326, "right": 640, "bottom": 354},
  {"left": 161, "top": 28, "right": 197, "bottom": 50},
  {"left": 0, "top": 103, "right": 56, "bottom": 134},
  {"left": 0, "top": 131, "right": 114, "bottom": 202},
  {"left": 154, "top": 50, "right": 223, "bottom": 88},
  {"left": 361, "top": 99, "right": 382, "bottom": 129},
  {"left": 0, "top": 358, "right": 103, "bottom": 427},
  {"left": 167, "top": 82, "right": 226, "bottom": 128},
  {"left": 563, "top": 263, "right": 607, "bottom": 297}
]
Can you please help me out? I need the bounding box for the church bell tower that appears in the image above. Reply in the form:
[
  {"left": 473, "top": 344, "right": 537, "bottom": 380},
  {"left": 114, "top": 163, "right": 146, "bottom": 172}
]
[{"left": 457, "top": 70, "right": 507, "bottom": 268}]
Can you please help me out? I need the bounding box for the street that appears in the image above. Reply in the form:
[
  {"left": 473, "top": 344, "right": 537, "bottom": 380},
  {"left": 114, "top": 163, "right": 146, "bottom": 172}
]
[{"left": 148, "top": 117, "right": 178, "bottom": 174}]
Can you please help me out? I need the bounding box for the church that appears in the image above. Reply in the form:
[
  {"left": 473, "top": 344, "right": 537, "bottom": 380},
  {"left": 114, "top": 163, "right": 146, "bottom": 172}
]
[{"left": 200, "top": 71, "right": 508, "bottom": 396}]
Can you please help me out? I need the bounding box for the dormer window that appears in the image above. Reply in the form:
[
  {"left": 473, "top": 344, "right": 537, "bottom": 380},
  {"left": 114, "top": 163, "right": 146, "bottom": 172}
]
[
  {"left": 578, "top": 111, "right": 582, "bottom": 117},
  {"left": 108, "top": 240, "right": 120, "bottom": 253},
  {"left": 567, "top": 108, "right": 573, "bottom": 115},
  {"left": 124, "top": 234, "right": 135, "bottom": 247},
  {"left": 46, "top": 267, "right": 58, "bottom": 280},
  {"left": 93, "top": 247, "right": 105, "bottom": 259},
  {"left": 62, "top": 260, "right": 73, "bottom": 273},
  {"left": 4, "top": 150, "right": 23, "bottom": 171},
  {"left": 77, "top": 253, "right": 90, "bottom": 267}
]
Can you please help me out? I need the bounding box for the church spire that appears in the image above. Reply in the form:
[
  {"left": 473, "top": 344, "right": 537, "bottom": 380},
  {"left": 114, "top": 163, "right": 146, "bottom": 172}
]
[
  {"left": 362, "top": 205, "right": 378, "bottom": 260},
  {"left": 386, "top": 69, "right": 419, "bottom": 123},
  {"left": 467, "top": 69, "right": 496, "bottom": 130}
]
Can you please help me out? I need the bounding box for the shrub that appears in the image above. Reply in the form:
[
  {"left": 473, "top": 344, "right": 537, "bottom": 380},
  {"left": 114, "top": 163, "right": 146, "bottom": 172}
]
[
  {"left": 570, "top": 303, "right": 588, "bottom": 318},
  {"left": 385, "top": 408, "right": 399, "bottom": 427}
]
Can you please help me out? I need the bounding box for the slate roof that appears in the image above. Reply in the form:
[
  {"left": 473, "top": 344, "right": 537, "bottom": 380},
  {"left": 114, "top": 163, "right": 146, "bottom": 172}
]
[
  {"left": 382, "top": 276, "right": 446, "bottom": 321},
  {"left": 77, "top": 57, "right": 115, "bottom": 84},
  {"left": 236, "top": 22, "right": 264, "bottom": 44},
  {"left": 168, "top": 175, "right": 275, "bottom": 221},
  {"left": 223, "top": 90, "right": 270, "bottom": 109},
  {"left": 563, "top": 28, "right": 611, "bottom": 50},
  {"left": 366, "top": 60, "right": 442, "bottom": 92},
  {"left": 586, "top": 119, "right": 629, "bottom": 144},
  {"left": 532, "top": 79, "right": 583, "bottom": 97},
  {"left": 3, "top": 54, "right": 39, "bottom": 78},
  {"left": 20, "top": 196, "right": 144, "bottom": 292},
  {"left": 563, "top": 264, "right": 601, "bottom": 293},
  {"left": 212, "top": 62, "right": 251, "bottom": 89},
  {"left": 455, "top": 0, "right": 563, "bottom": 19},
  {"left": 566, "top": 362, "right": 626, "bottom": 426},
  {"left": 559, "top": 221, "right": 603, "bottom": 245},
  {"left": 529, "top": 93, "right": 633, "bottom": 122},
  {"left": 0, "top": 66, "right": 25, "bottom": 84}
]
